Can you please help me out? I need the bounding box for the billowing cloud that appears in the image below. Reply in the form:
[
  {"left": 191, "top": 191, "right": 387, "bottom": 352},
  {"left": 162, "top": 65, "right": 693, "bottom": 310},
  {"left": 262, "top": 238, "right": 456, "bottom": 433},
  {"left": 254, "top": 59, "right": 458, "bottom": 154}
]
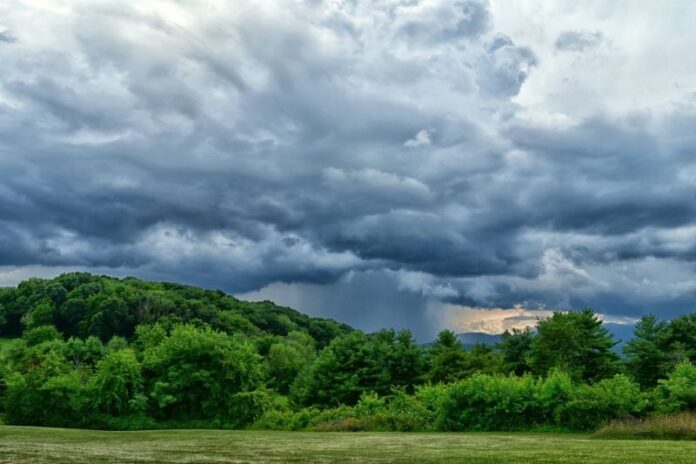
[{"left": 1, "top": 0, "right": 696, "bottom": 339}]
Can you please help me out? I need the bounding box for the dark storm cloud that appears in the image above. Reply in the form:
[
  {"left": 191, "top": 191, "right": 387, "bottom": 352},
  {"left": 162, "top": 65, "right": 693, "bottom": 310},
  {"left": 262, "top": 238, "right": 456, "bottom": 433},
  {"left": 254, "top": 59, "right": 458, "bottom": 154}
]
[{"left": 1, "top": 0, "right": 696, "bottom": 336}]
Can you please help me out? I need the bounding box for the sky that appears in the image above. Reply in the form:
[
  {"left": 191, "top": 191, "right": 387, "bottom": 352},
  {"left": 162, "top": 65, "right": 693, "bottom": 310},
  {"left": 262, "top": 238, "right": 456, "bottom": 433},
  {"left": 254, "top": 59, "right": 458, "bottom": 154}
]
[{"left": 1, "top": 0, "right": 696, "bottom": 340}]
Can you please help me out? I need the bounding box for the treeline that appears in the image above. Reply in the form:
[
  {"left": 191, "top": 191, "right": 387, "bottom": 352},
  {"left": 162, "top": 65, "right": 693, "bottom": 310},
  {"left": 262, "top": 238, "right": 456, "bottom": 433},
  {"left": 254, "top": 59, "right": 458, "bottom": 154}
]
[{"left": 0, "top": 273, "right": 695, "bottom": 432}]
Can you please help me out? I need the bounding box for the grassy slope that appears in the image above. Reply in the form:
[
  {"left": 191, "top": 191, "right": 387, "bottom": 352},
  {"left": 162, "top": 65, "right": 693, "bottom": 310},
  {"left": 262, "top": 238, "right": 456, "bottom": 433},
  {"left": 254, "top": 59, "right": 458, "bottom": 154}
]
[{"left": 1, "top": 427, "right": 696, "bottom": 464}]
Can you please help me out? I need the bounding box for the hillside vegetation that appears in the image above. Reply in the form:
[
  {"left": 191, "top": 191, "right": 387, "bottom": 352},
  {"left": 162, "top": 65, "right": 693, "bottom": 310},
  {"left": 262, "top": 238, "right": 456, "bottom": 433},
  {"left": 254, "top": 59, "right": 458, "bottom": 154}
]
[{"left": 1, "top": 273, "right": 696, "bottom": 433}]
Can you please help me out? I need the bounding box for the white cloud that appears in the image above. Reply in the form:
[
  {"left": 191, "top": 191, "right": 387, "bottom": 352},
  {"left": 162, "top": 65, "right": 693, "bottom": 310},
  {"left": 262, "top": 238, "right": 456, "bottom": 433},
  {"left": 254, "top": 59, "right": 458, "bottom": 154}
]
[{"left": 404, "top": 129, "right": 432, "bottom": 147}]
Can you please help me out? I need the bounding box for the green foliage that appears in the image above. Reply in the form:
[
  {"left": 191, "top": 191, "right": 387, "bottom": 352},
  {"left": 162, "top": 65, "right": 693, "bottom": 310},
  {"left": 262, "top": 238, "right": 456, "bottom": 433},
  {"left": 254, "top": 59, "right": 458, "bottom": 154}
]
[
  {"left": 92, "top": 349, "right": 143, "bottom": 416},
  {"left": 623, "top": 315, "right": 669, "bottom": 388},
  {"left": 266, "top": 331, "right": 316, "bottom": 393},
  {"left": 251, "top": 407, "right": 322, "bottom": 431},
  {"left": 500, "top": 328, "right": 534, "bottom": 375},
  {"left": 427, "top": 331, "right": 504, "bottom": 383},
  {"left": 4, "top": 349, "right": 91, "bottom": 427},
  {"left": 3, "top": 272, "right": 696, "bottom": 434},
  {"left": 427, "top": 330, "right": 468, "bottom": 383},
  {"left": 438, "top": 371, "right": 644, "bottom": 432},
  {"left": 529, "top": 309, "right": 619, "bottom": 382},
  {"left": 143, "top": 324, "right": 264, "bottom": 423},
  {"left": 23, "top": 325, "right": 61, "bottom": 347},
  {"left": 655, "top": 361, "right": 696, "bottom": 413},
  {"left": 291, "top": 330, "right": 424, "bottom": 408},
  {"left": 439, "top": 373, "right": 539, "bottom": 431},
  {"left": 0, "top": 273, "right": 352, "bottom": 346},
  {"left": 560, "top": 375, "right": 646, "bottom": 430},
  {"left": 23, "top": 300, "right": 56, "bottom": 330}
]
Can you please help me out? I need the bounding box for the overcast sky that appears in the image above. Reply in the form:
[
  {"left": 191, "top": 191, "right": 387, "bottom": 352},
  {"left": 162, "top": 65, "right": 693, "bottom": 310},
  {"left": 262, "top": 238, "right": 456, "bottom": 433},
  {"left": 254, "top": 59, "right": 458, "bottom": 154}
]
[{"left": 1, "top": 0, "right": 696, "bottom": 339}]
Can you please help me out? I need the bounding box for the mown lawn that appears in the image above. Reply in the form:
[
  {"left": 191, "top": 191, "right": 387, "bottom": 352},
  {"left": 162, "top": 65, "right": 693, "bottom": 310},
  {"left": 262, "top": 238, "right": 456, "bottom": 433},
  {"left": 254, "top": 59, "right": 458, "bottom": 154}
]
[{"left": 1, "top": 427, "right": 696, "bottom": 463}]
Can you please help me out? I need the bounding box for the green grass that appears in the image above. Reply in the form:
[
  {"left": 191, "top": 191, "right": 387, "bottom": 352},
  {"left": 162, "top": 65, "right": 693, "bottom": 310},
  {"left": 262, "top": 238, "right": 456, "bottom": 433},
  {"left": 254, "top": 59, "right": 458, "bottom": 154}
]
[{"left": 1, "top": 427, "right": 696, "bottom": 463}]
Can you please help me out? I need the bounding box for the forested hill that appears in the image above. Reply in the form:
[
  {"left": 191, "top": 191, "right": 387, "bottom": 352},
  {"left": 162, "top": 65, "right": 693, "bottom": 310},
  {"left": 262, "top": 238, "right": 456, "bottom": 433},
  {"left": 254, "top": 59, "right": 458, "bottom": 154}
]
[{"left": 0, "top": 273, "right": 353, "bottom": 347}]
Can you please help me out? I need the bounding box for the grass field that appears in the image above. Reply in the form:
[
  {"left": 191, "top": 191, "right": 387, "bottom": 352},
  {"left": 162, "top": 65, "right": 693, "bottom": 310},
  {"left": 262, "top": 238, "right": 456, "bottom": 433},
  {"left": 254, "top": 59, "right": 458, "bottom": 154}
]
[{"left": 1, "top": 427, "right": 696, "bottom": 463}]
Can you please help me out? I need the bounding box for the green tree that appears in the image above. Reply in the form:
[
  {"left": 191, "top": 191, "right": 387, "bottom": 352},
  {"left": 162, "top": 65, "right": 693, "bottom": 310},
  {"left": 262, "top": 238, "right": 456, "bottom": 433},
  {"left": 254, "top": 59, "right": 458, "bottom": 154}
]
[
  {"left": 427, "top": 330, "right": 468, "bottom": 383},
  {"left": 528, "top": 309, "right": 619, "bottom": 382},
  {"left": 267, "top": 331, "right": 316, "bottom": 394},
  {"left": 23, "top": 325, "right": 61, "bottom": 347},
  {"left": 4, "top": 349, "right": 91, "bottom": 427},
  {"left": 23, "top": 300, "right": 56, "bottom": 329},
  {"left": 56, "top": 298, "right": 87, "bottom": 337},
  {"left": 385, "top": 329, "right": 426, "bottom": 391},
  {"left": 500, "top": 328, "right": 535, "bottom": 375},
  {"left": 143, "top": 325, "right": 264, "bottom": 421},
  {"left": 212, "top": 310, "right": 259, "bottom": 336},
  {"left": 291, "top": 332, "right": 382, "bottom": 407},
  {"left": 88, "top": 297, "right": 134, "bottom": 341},
  {"left": 463, "top": 343, "right": 504, "bottom": 377},
  {"left": 659, "top": 314, "right": 696, "bottom": 374},
  {"left": 93, "top": 349, "right": 143, "bottom": 415},
  {"left": 291, "top": 330, "right": 424, "bottom": 407},
  {"left": 623, "top": 314, "right": 668, "bottom": 388}
]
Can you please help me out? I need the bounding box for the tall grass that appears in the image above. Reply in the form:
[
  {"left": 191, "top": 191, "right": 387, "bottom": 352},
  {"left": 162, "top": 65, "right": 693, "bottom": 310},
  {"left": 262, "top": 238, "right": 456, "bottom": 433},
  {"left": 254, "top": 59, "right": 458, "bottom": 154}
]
[{"left": 595, "top": 412, "right": 696, "bottom": 440}]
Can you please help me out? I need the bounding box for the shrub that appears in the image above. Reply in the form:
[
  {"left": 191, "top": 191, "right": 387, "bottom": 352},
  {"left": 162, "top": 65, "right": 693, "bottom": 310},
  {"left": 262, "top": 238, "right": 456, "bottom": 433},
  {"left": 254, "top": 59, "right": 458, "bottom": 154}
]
[
  {"left": 655, "top": 361, "right": 696, "bottom": 413},
  {"left": 534, "top": 370, "right": 575, "bottom": 427},
  {"left": 92, "top": 349, "right": 143, "bottom": 416},
  {"left": 385, "top": 389, "right": 435, "bottom": 431},
  {"left": 561, "top": 375, "right": 646, "bottom": 430},
  {"left": 251, "top": 408, "right": 322, "bottom": 431},
  {"left": 439, "top": 374, "right": 538, "bottom": 431},
  {"left": 354, "top": 392, "right": 385, "bottom": 418},
  {"left": 142, "top": 325, "right": 264, "bottom": 422},
  {"left": 227, "top": 389, "right": 272, "bottom": 428},
  {"left": 4, "top": 351, "right": 93, "bottom": 427}
]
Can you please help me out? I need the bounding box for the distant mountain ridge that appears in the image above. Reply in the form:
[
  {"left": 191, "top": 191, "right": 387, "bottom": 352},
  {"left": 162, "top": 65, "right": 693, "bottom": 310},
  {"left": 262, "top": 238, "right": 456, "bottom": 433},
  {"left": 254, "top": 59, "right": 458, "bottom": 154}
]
[
  {"left": 456, "top": 322, "right": 635, "bottom": 350},
  {"left": 456, "top": 332, "right": 502, "bottom": 349}
]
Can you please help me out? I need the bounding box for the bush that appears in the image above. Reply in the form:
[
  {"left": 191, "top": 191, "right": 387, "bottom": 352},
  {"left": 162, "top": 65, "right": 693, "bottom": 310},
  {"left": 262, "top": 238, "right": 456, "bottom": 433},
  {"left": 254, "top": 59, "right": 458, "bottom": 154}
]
[
  {"left": 227, "top": 390, "right": 272, "bottom": 428},
  {"left": 4, "top": 351, "right": 93, "bottom": 427},
  {"left": 142, "top": 325, "right": 264, "bottom": 422},
  {"left": 385, "top": 389, "right": 435, "bottom": 431},
  {"left": 439, "top": 374, "right": 539, "bottom": 431},
  {"left": 251, "top": 408, "right": 322, "bottom": 431},
  {"left": 560, "top": 375, "right": 646, "bottom": 430},
  {"left": 655, "top": 361, "right": 696, "bottom": 413},
  {"left": 437, "top": 372, "right": 645, "bottom": 432},
  {"left": 92, "top": 349, "right": 143, "bottom": 416}
]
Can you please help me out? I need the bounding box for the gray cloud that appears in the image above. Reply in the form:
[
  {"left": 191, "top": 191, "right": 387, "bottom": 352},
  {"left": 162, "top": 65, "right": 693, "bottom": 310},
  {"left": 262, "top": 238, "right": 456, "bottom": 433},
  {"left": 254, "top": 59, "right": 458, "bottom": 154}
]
[
  {"left": 555, "top": 30, "right": 604, "bottom": 52},
  {"left": 0, "top": 30, "right": 16, "bottom": 43},
  {"left": 1, "top": 0, "right": 696, "bottom": 337}
]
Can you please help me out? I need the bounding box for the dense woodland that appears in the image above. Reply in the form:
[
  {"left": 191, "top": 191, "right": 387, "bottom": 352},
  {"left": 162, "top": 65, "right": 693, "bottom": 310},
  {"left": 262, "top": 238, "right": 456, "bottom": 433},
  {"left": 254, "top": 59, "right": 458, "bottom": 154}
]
[{"left": 1, "top": 273, "right": 696, "bottom": 432}]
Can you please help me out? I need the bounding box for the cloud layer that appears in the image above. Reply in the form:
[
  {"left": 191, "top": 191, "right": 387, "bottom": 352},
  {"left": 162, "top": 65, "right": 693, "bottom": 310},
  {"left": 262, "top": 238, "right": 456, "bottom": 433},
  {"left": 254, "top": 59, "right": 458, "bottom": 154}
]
[{"left": 1, "top": 0, "right": 696, "bottom": 338}]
